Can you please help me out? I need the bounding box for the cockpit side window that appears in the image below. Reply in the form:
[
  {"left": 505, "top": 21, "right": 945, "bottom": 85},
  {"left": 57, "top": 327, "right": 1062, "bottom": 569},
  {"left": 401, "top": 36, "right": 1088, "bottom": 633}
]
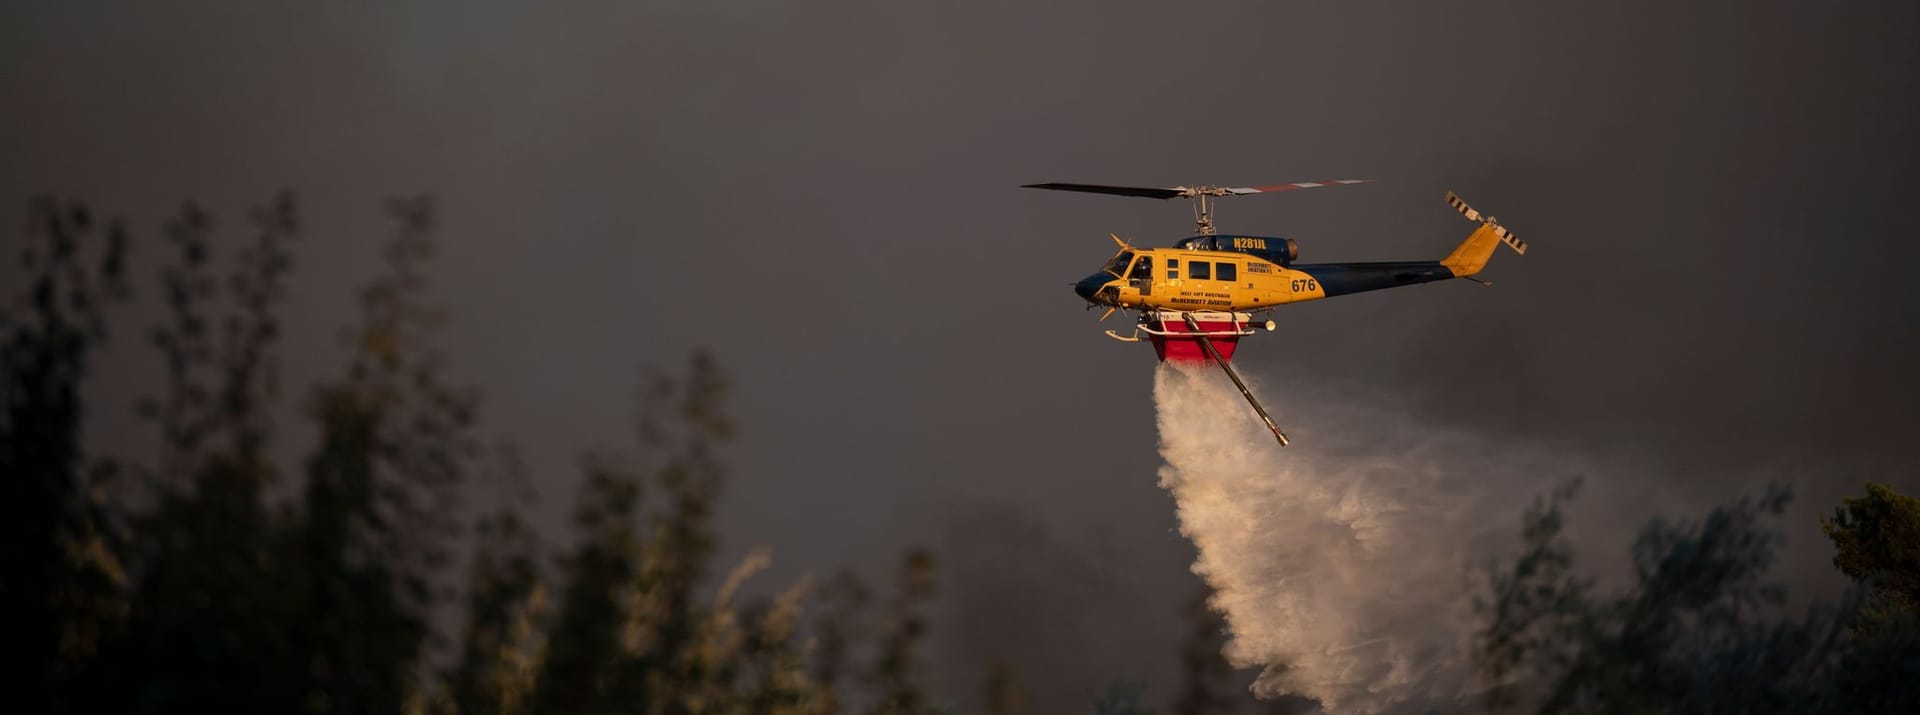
[{"left": 1127, "top": 255, "right": 1152, "bottom": 280}]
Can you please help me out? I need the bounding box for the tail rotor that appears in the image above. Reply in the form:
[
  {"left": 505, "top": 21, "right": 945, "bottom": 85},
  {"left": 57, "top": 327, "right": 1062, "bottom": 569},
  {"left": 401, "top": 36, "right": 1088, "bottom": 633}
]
[{"left": 1446, "top": 192, "right": 1527, "bottom": 255}]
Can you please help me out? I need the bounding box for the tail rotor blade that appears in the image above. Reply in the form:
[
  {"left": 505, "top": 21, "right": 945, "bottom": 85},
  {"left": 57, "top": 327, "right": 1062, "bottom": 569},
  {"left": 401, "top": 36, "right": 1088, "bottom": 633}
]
[{"left": 1446, "top": 192, "right": 1528, "bottom": 255}]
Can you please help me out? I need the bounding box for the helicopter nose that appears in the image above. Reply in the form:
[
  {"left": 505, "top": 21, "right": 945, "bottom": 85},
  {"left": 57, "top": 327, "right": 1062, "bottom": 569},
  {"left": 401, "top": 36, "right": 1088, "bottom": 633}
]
[{"left": 1074, "top": 273, "right": 1110, "bottom": 302}]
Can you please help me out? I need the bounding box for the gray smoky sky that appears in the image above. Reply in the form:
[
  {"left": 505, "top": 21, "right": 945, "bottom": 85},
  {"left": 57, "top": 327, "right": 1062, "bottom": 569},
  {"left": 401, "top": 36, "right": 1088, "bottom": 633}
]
[{"left": 5, "top": 1, "right": 1919, "bottom": 712}]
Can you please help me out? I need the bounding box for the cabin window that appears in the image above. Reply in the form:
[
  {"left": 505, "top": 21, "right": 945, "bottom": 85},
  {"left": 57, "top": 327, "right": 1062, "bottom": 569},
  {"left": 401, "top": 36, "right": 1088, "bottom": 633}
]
[
  {"left": 1166, "top": 257, "right": 1179, "bottom": 280},
  {"left": 1188, "top": 261, "right": 1211, "bottom": 280},
  {"left": 1215, "top": 262, "right": 1238, "bottom": 281}
]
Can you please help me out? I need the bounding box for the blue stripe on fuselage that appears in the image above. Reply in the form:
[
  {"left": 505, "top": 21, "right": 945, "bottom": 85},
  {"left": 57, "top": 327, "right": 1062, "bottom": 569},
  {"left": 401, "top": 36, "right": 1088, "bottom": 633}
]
[{"left": 1292, "top": 261, "right": 1456, "bottom": 297}]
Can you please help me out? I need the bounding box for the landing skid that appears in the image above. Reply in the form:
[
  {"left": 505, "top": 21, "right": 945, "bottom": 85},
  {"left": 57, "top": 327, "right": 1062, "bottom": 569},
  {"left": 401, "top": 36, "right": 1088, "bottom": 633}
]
[{"left": 1180, "top": 313, "right": 1290, "bottom": 447}]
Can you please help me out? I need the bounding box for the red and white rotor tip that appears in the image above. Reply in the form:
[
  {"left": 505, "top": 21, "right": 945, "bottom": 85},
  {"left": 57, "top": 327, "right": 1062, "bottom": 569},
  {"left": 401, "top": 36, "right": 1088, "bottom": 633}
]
[{"left": 1227, "top": 179, "right": 1375, "bottom": 195}]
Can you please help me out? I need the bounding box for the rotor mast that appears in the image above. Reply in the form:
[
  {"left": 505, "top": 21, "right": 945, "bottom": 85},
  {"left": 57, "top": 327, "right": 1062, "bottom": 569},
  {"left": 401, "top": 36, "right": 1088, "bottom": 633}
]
[{"left": 1174, "top": 186, "right": 1238, "bottom": 236}]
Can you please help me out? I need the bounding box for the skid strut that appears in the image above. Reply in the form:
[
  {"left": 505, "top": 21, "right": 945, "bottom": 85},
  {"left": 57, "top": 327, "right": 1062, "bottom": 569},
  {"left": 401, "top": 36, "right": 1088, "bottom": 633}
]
[{"left": 1181, "top": 313, "right": 1290, "bottom": 446}]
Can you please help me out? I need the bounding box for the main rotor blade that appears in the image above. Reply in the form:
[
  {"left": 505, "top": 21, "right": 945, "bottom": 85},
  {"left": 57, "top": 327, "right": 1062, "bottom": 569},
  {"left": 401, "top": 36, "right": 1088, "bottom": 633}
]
[
  {"left": 1020, "top": 183, "right": 1185, "bottom": 200},
  {"left": 1228, "top": 179, "right": 1374, "bottom": 194},
  {"left": 1025, "top": 179, "right": 1375, "bottom": 199}
]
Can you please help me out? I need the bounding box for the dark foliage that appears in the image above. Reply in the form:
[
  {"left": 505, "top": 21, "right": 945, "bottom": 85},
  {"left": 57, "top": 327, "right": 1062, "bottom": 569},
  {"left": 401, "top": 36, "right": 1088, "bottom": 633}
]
[
  {"left": 1474, "top": 480, "right": 1920, "bottom": 714},
  {"left": 1170, "top": 588, "right": 1234, "bottom": 715},
  {"left": 1, "top": 198, "right": 129, "bottom": 715},
  {"left": 1822, "top": 482, "right": 1920, "bottom": 627},
  {"left": 4, "top": 196, "right": 945, "bottom": 715}
]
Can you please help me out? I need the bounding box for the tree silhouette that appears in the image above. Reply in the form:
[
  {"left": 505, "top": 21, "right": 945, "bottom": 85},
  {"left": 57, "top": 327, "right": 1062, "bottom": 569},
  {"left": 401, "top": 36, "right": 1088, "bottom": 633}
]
[
  {"left": 1, "top": 198, "right": 130, "bottom": 715},
  {"left": 1169, "top": 588, "right": 1233, "bottom": 715},
  {"left": 532, "top": 453, "right": 644, "bottom": 715},
  {"left": 868, "top": 549, "right": 938, "bottom": 715},
  {"left": 2, "top": 193, "right": 955, "bottom": 715},
  {"left": 444, "top": 507, "right": 545, "bottom": 715},
  {"left": 1823, "top": 482, "right": 1920, "bottom": 627},
  {"left": 1474, "top": 479, "right": 1920, "bottom": 713}
]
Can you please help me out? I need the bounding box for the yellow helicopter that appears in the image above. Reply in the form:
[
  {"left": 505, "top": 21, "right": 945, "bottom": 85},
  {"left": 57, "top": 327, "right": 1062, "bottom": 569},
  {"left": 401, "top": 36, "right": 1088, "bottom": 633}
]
[{"left": 1027, "top": 180, "right": 1528, "bottom": 445}]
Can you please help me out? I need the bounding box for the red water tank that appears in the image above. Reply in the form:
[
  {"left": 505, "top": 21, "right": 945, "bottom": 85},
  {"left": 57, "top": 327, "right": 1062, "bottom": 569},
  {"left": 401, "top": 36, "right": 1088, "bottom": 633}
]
[{"left": 1147, "top": 312, "right": 1251, "bottom": 363}]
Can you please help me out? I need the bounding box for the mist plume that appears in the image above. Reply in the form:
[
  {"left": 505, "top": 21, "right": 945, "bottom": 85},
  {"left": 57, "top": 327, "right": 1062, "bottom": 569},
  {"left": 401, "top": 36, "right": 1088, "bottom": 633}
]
[{"left": 1153, "top": 363, "right": 1566, "bottom": 713}]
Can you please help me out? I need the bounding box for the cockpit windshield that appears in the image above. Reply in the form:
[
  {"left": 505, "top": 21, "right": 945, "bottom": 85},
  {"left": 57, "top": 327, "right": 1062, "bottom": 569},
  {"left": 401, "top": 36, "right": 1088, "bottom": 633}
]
[{"left": 1102, "top": 251, "right": 1135, "bottom": 277}]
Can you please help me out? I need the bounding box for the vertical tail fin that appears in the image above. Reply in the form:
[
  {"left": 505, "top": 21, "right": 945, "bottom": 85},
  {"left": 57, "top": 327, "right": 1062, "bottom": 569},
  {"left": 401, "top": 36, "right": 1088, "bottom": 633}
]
[{"left": 1439, "top": 192, "right": 1526, "bottom": 277}]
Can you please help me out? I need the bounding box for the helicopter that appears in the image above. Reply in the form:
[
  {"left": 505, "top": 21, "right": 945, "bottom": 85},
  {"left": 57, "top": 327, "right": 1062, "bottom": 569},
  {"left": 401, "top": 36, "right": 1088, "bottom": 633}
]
[{"left": 1026, "top": 179, "right": 1528, "bottom": 446}]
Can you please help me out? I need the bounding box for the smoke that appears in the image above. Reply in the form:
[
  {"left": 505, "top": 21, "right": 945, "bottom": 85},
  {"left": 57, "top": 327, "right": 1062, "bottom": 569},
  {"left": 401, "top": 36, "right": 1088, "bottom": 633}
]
[{"left": 1153, "top": 362, "right": 1580, "bottom": 713}]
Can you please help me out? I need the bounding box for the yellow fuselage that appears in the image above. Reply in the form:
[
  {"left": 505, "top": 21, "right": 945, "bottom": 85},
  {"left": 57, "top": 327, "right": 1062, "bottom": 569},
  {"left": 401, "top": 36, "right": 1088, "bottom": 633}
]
[{"left": 1096, "top": 249, "right": 1327, "bottom": 312}]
